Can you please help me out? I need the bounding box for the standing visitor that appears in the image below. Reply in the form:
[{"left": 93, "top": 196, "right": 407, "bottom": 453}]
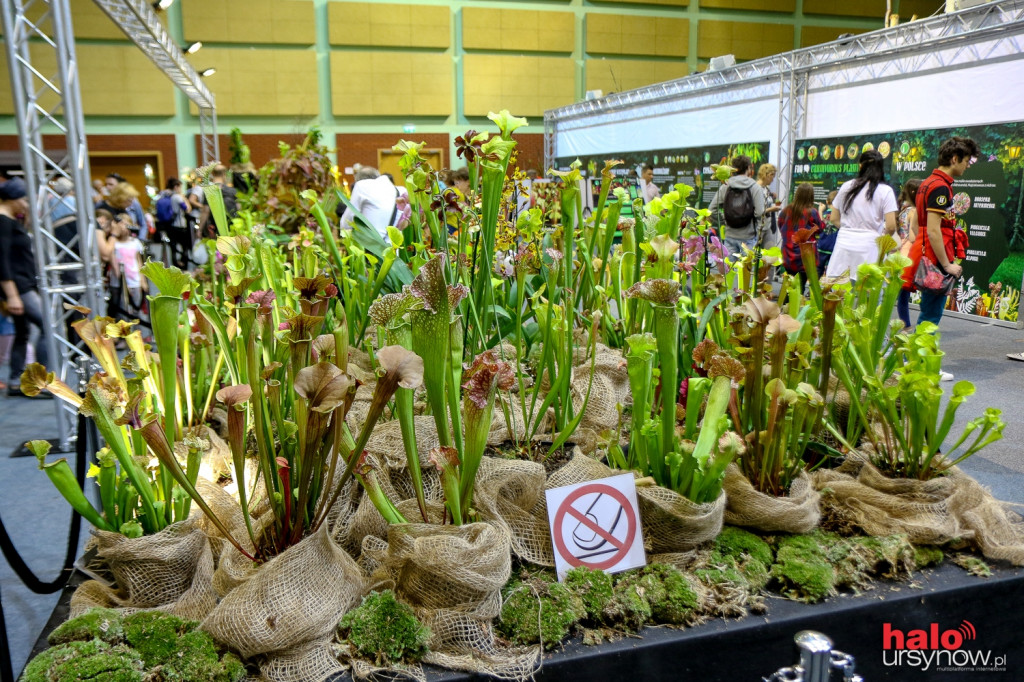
[
  {"left": 778, "top": 182, "right": 826, "bottom": 293},
  {"left": 338, "top": 167, "right": 408, "bottom": 243},
  {"left": 641, "top": 164, "right": 660, "bottom": 203},
  {"left": 154, "top": 178, "right": 193, "bottom": 269},
  {"left": 708, "top": 155, "right": 765, "bottom": 257},
  {"left": 815, "top": 189, "right": 840, "bottom": 276},
  {"left": 902, "top": 136, "right": 980, "bottom": 379},
  {"left": 197, "top": 165, "right": 238, "bottom": 237},
  {"left": 895, "top": 178, "right": 922, "bottom": 332},
  {"left": 824, "top": 150, "right": 898, "bottom": 281},
  {"left": 755, "top": 163, "right": 782, "bottom": 249},
  {"left": 0, "top": 178, "right": 49, "bottom": 398}
]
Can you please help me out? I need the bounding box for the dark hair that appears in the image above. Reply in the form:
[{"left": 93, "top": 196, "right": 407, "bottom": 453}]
[
  {"left": 383, "top": 173, "right": 394, "bottom": 183},
  {"left": 165, "top": 177, "right": 182, "bottom": 191},
  {"left": 785, "top": 183, "right": 815, "bottom": 221},
  {"left": 642, "top": 164, "right": 653, "bottom": 173},
  {"left": 937, "top": 136, "right": 980, "bottom": 167},
  {"left": 105, "top": 172, "right": 126, "bottom": 183},
  {"left": 731, "top": 155, "right": 753, "bottom": 176},
  {"left": 841, "top": 150, "right": 885, "bottom": 212},
  {"left": 454, "top": 167, "right": 470, "bottom": 182},
  {"left": 899, "top": 178, "right": 922, "bottom": 205}
]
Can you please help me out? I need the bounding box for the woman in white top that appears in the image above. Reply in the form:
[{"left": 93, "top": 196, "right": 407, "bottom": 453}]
[{"left": 824, "top": 150, "right": 898, "bottom": 281}]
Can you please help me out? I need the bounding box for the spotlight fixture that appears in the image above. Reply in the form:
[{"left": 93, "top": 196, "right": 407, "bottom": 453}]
[
  {"left": 200, "top": 67, "right": 216, "bottom": 77},
  {"left": 152, "top": 0, "right": 174, "bottom": 10},
  {"left": 186, "top": 41, "right": 202, "bottom": 54}
]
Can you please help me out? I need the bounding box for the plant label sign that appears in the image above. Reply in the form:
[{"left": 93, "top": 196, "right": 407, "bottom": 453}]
[{"left": 546, "top": 474, "right": 646, "bottom": 581}]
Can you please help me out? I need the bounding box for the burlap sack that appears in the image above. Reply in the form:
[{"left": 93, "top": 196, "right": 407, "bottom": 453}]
[
  {"left": 638, "top": 483, "right": 726, "bottom": 554},
  {"left": 202, "top": 523, "right": 364, "bottom": 682},
  {"left": 472, "top": 457, "right": 549, "bottom": 565},
  {"left": 813, "top": 455, "right": 1024, "bottom": 565},
  {"left": 70, "top": 517, "right": 216, "bottom": 622},
  {"left": 369, "top": 520, "right": 537, "bottom": 679},
  {"left": 723, "top": 464, "right": 821, "bottom": 534}
]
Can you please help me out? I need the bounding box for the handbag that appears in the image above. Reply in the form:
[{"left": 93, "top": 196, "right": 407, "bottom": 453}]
[{"left": 913, "top": 229, "right": 956, "bottom": 295}]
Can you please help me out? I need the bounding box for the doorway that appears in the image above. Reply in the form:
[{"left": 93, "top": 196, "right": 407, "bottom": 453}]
[
  {"left": 90, "top": 152, "right": 163, "bottom": 210},
  {"left": 377, "top": 148, "right": 444, "bottom": 185}
]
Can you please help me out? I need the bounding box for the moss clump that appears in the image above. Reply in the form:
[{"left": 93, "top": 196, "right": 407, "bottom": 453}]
[
  {"left": 564, "top": 567, "right": 614, "bottom": 621},
  {"left": 953, "top": 554, "right": 992, "bottom": 577},
  {"left": 48, "top": 607, "right": 124, "bottom": 646},
  {"left": 913, "top": 545, "right": 944, "bottom": 568},
  {"left": 156, "top": 629, "right": 246, "bottom": 681},
  {"left": 121, "top": 611, "right": 193, "bottom": 668},
  {"left": 770, "top": 533, "right": 835, "bottom": 602},
  {"left": 22, "top": 638, "right": 144, "bottom": 682},
  {"left": 339, "top": 590, "right": 430, "bottom": 665},
  {"left": 498, "top": 580, "right": 585, "bottom": 649},
  {"left": 716, "top": 526, "right": 773, "bottom": 568},
  {"left": 602, "top": 577, "right": 652, "bottom": 631},
  {"left": 633, "top": 564, "right": 700, "bottom": 625},
  {"left": 847, "top": 535, "right": 915, "bottom": 581}
]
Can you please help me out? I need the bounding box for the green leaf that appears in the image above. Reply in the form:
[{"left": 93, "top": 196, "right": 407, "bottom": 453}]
[{"left": 139, "top": 261, "right": 192, "bottom": 298}]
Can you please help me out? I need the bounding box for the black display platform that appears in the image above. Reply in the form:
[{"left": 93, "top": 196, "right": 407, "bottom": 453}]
[{"left": 30, "top": 563, "right": 1024, "bottom": 681}]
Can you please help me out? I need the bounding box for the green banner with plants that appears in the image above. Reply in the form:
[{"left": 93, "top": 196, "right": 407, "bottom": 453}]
[
  {"left": 555, "top": 141, "right": 770, "bottom": 216},
  {"left": 793, "top": 121, "right": 1024, "bottom": 324}
]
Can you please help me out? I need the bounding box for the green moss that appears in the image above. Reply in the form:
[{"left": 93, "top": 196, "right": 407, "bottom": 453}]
[
  {"left": 953, "top": 554, "right": 992, "bottom": 577},
  {"left": 48, "top": 608, "right": 124, "bottom": 646},
  {"left": 602, "top": 577, "right": 652, "bottom": 631},
  {"left": 498, "top": 580, "right": 585, "bottom": 649},
  {"left": 339, "top": 590, "right": 430, "bottom": 665},
  {"left": 740, "top": 555, "right": 771, "bottom": 592},
  {"left": 913, "top": 545, "right": 945, "bottom": 568},
  {"left": 770, "top": 534, "right": 835, "bottom": 602},
  {"left": 23, "top": 639, "right": 144, "bottom": 682},
  {"left": 121, "top": 611, "right": 194, "bottom": 668},
  {"left": 848, "top": 535, "right": 915, "bottom": 580},
  {"left": 695, "top": 551, "right": 747, "bottom": 588},
  {"left": 716, "top": 526, "right": 773, "bottom": 567},
  {"left": 564, "top": 567, "right": 614, "bottom": 621},
  {"left": 636, "top": 564, "right": 700, "bottom": 625},
  {"left": 156, "top": 629, "right": 246, "bottom": 682}
]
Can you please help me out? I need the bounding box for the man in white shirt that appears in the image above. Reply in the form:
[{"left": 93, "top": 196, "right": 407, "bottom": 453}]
[
  {"left": 641, "top": 164, "right": 660, "bottom": 203},
  {"left": 339, "top": 167, "right": 408, "bottom": 242}
]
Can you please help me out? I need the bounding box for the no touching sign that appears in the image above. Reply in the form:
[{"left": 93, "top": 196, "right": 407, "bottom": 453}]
[{"left": 546, "top": 473, "right": 646, "bottom": 580}]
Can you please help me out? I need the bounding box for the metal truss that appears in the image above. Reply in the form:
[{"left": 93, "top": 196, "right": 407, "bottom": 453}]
[
  {"left": 91, "top": 0, "right": 217, "bottom": 163},
  {"left": 1, "top": 0, "right": 104, "bottom": 447},
  {"left": 776, "top": 68, "right": 807, "bottom": 213},
  {"left": 546, "top": 0, "right": 1024, "bottom": 132}
]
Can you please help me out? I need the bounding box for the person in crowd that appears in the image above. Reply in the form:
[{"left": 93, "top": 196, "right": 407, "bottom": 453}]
[
  {"left": 641, "top": 164, "right": 660, "bottom": 203},
  {"left": 0, "top": 178, "right": 50, "bottom": 398},
  {"left": 49, "top": 177, "right": 76, "bottom": 222},
  {"left": 756, "top": 163, "right": 782, "bottom": 249},
  {"left": 895, "top": 178, "right": 922, "bottom": 332},
  {"left": 197, "top": 165, "right": 238, "bottom": 237},
  {"left": 155, "top": 178, "right": 193, "bottom": 269},
  {"left": 186, "top": 178, "right": 205, "bottom": 226},
  {"left": 443, "top": 167, "right": 471, "bottom": 236},
  {"left": 815, "top": 189, "right": 840, "bottom": 275},
  {"left": 91, "top": 179, "right": 107, "bottom": 205},
  {"left": 111, "top": 215, "right": 147, "bottom": 322},
  {"left": 778, "top": 182, "right": 826, "bottom": 293},
  {"left": 824, "top": 150, "right": 898, "bottom": 281},
  {"left": 902, "top": 136, "right": 980, "bottom": 377},
  {"left": 101, "top": 173, "right": 149, "bottom": 240},
  {"left": 94, "top": 209, "right": 118, "bottom": 264},
  {"left": 338, "top": 167, "right": 408, "bottom": 243},
  {"left": 708, "top": 154, "right": 766, "bottom": 256}
]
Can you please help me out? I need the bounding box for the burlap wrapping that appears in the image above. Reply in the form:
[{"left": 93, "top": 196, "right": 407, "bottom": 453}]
[
  {"left": 813, "top": 455, "right": 1024, "bottom": 565},
  {"left": 70, "top": 517, "right": 216, "bottom": 622},
  {"left": 472, "top": 457, "right": 548, "bottom": 565},
  {"left": 364, "top": 520, "right": 537, "bottom": 679},
  {"left": 202, "top": 523, "right": 364, "bottom": 682},
  {"left": 172, "top": 425, "right": 233, "bottom": 482},
  {"left": 638, "top": 483, "right": 726, "bottom": 554},
  {"left": 723, "top": 464, "right": 821, "bottom": 534}
]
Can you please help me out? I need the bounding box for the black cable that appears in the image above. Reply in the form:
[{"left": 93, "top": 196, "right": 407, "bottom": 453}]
[{"left": 0, "top": 413, "right": 91, "bottom": 682}]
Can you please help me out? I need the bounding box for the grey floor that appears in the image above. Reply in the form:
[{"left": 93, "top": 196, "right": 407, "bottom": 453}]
[{"left": 1, "top": 314, "right": 1022, "bottom": 676}]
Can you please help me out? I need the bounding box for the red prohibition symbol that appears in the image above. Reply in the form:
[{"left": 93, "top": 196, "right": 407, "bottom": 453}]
[{"left": 552, "top": 482, "right": 637, "bottom": 571}]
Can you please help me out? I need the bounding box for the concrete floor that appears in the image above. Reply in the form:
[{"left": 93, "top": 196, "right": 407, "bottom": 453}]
[{"left": 1, "top": 313, "right": 1022, "bottom": 676}]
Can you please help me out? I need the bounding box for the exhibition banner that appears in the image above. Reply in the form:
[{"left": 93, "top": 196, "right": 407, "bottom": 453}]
[
  {"left": 793, "top": 122, "right": 1024, "bottom": 324},
  {"left": 554, "top": 141, "right": 771, "bottom": 216}
]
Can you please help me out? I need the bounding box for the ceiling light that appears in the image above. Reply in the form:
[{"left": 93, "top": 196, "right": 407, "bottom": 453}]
[
  {"left": 200, "top": 67, "right": 216, "bottom": 77},
  {"left": 186, "top": 41, "right": 202, "bottom": 54}
]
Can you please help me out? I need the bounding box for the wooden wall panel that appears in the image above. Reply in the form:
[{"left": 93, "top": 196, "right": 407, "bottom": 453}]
[
  {"left": 463, "top": 54, "right": 574, "bottom": 118},
  {"left": 585, "top": 58, "right": 688, "bottom": 95},
  {"left": 331, "top": 51, "right": 451, "bottom": 116},
  {"left": 698, "top": 20, "right": 794, "bottom": 60},
  {"left": 463, "top": 8, "right": 574, "bottom": 53},
  {"left": 587, "top": 13, "right": 689, "bottom": 57},
  {"left": 803, "top": 0, "right": 887, "bottom": 18},
  {"left": 700, "top": 0, "right": 796, "bottom": 11},
  {"left": 329, "top": 2, "right": 450, "bottom": 49},
  {"left": 182, "top": 0, "right": 314, "bottom": 45},
  {"left": 800, "top": 25, "right": 869, "bottom": 48}
]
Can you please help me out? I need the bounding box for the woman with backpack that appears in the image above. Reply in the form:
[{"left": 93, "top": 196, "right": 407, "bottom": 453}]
[
  {"left": 778, "top": 182, "right": 826, "bottom": 293},
  {"left": 154, "top": 178, "right": 192, "bottom": 269},
  {"left": 824, "top": 150, "right": 898, "bottom": 282}
]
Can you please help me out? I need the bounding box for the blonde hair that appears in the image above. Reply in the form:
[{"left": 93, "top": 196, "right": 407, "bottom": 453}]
[
  {"left": 106, "top": 181, "right": 139, "bottom": 210},
  {"left": 757, "top": 163, "right": 777, "bottom": 182}
]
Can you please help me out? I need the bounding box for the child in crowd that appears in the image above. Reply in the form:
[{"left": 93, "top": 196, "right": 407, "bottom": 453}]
[
  {"left": 108, "top": 214, "right": 147, "bottom": 324},
  {"left": 815, "top": 189, "right": 840, "bottom": 276},
  {"left": 896, "top": 178, "right": 922, "bottom": 332},
  {"left": 778, "top": 182, "right": 826, "bottom": 293}
]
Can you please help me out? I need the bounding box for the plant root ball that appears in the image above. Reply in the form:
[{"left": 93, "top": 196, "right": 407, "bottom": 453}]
[{"left": 339, "top": 590, "right": 431, "bottom": 665}]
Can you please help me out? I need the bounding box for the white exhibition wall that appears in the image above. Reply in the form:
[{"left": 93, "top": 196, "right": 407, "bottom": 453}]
[
  {"left": 804, "top": 58, "right": 1024, "bottom": 139},
  {"left": 555, "top": 96, "right": 781, "bottom": 161}
]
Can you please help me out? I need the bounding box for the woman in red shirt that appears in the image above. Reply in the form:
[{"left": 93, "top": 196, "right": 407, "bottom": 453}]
[{"left": 778, "top": 182, "right": 826, "bottom": 293}]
